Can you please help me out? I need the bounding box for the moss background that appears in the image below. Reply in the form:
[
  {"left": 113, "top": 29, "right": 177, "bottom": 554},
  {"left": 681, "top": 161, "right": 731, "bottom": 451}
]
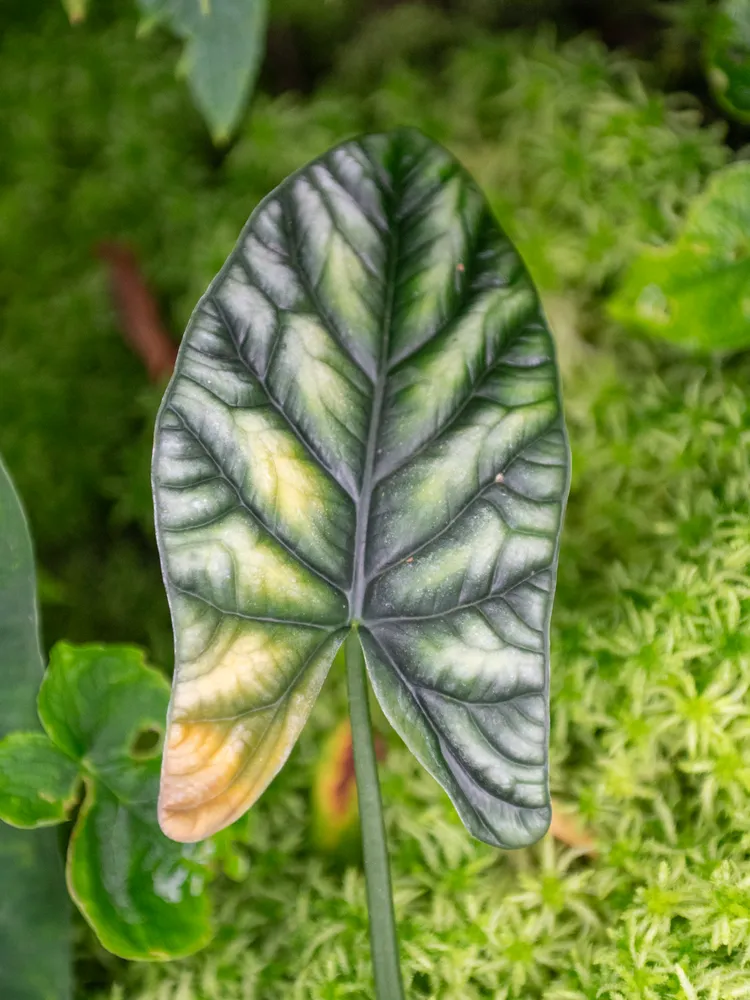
[{"left": 2, "top": 0, "right": 750, "bottom": 997}]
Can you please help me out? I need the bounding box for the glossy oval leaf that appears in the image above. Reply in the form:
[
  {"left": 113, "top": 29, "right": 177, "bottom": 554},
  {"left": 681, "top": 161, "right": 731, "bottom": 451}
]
[
  {"left": 37, "top": 644, "right": 212, "bottom": 961},
  {"left": 153, "top": 129, "right": 569, "bottom": 849},
  {"left": 0, "top": 457, "right": 72, "bottom": 1000},
  {"left": 609, "top": 162, "right": 750, "bottom": 352}
]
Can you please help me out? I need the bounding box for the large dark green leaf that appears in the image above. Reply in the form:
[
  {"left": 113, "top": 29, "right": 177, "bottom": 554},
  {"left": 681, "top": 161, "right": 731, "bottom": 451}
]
[
  {"left": 153, "top": 129, "right": 569, "bottom": 849},
  {"left": 0, "top": 643, "right": 213, "bottom": 961},
  {"left": 0, "top": 458, "right": 72, "bottom": 1000},
  {"left": 138, "top": 0, "right": 268, "bottom": 143}
]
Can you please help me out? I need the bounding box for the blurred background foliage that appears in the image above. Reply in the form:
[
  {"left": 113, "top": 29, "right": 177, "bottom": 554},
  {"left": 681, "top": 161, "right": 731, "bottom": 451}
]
[{"left": 5, "top": 0, "right": 750, "bottom": 996}]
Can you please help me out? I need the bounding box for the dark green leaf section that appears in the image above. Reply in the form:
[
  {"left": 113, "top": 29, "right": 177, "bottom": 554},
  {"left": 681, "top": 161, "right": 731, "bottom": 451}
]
[
  {"left": 0, "top": 457, "right": 72, "bottom": 1000},
  {"left": 0, "top": 642, "right": 213, "bottom": 961},
  {"left": 153, "top": 129, "right": 569, "bottom": 849}
]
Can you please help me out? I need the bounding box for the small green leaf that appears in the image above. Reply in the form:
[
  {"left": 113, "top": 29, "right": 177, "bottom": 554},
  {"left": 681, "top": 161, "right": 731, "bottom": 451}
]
[
  {"left": 61, "top": 0, "right": 88, "bottom": 23},
  {"left": 0, "top": 457, "right": 72, "bottom": 1000},
  {"left": 37, "top": 644, "right": 213, "bottom": 961},
  {"left": 707, "top": 0, "right": 750, "bottom": 122},
  {"left": 38, "top": 644, "right": 168, "bottom": 766},
  {"left": 136, "top": 0, "right": 268, "bottom": 143},
  {"left": 0, "top": 733, "right": 80, "bottom": 829},
  {"left": 610, "top": 163, "right": 750, "bottom": 352},
  {"left": 68, "top": 780, "right": 210, "bottom": 960},
  {"left": 153, "top": 129, "right": 569, "bottom": 849}
]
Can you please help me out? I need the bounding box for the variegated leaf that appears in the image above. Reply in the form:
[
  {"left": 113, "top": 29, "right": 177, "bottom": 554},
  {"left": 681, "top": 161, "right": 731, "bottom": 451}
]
[{"left": 153, "top": 129, "right": 569, "bottom": 848}]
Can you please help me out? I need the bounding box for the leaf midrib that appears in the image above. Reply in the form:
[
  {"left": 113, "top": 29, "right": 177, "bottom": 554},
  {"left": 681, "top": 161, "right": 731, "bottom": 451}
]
[{"left": 349, "top": 162, "right": 400, "bottom": 620}]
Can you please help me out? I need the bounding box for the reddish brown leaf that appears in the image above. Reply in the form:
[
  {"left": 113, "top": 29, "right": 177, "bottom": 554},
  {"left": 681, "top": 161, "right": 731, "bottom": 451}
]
[{"left": 97, "top": 242, "right": 177, "bottom": 382}]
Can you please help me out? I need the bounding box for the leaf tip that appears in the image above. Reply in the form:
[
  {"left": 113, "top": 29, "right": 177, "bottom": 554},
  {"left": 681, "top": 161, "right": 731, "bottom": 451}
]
[
  {"left": 210, "top": 124, "right": 232, "bottom": 148},
  {"left": 158, "top": 718, "right": 262, "bottom": 843}
]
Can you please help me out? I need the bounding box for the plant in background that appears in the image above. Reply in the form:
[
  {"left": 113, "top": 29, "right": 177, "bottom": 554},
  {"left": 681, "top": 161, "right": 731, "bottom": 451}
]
[
  {"left": 7, "top": 6, "right": 749, "bottom": 995},
  {"left": 0, "top": 643, "right": 213, "bottom": 961},
  {"left": 664, "top": 0, "right": 750, "bottom": 124},
  {"left": 0, "top": 458, "right": 71, "bottom": 1000},
  {"left": 61, "top": 0, "right": 268, "bottom": 142},
  {"left": 0, "top": 11, "right": 726, "bottom": 664},
  {"left": 609, "top": 162, "right": 750, "bottom": 351},
  {"left": 0, "top": 464, "right": 214, "bottom": 970},
  {"left": 706, "top": 0, "right": 750, "bottom": 121},
  {"left": 151, "top": 127, "right": 570, "bottom": 994},
  {"left": 312, "top": 715, "right": 369, "bottom": 862}
]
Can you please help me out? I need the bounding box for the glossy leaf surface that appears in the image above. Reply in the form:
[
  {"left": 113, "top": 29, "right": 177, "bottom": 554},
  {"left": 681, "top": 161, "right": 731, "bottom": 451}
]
[
  {"left": 707, "top": 0, "right": 750, "bottom": 122},
  {"left": 137, "top": 0, "right": 268, "bottom": 143},
  {"left": 153, "top": 129, "right": 569, "bottom": 849},
  {"left": 0, "top": 458, "right": 72, "bottom": 1000},
  {"left": 0, "top": 733, "right": 79, "bottom": 828},
  {"left": 610, "top": 163, "right": 750, "bottom": 351},
  {"left": 0, "top": 643, "right": 212, "bottom": 961}
]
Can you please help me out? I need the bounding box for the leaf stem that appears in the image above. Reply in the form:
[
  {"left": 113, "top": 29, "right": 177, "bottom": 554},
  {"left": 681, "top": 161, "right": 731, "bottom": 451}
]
[{"left": 345, "top": 628, "right": 405, "bottom": 1000}]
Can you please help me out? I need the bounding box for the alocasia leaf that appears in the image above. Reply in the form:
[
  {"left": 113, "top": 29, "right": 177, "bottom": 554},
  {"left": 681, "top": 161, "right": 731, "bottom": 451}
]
[
  {"left": 137, "top": 0, "right": 268, "bottom": 143},
  {"left": 153, "top": 129, "right": 569, "bottom": 849},
  {"left": 0, "top": 643, "right": 213, "bottom": 961},
  {"left": 707, "top": 0, "right": 750, "bottom": 122},
  {"left": 0, "top": 458, "right": 72, "bottom": 1000},
  {"left": 609, "top": 163, "right": 750, "bottom": 351}
]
